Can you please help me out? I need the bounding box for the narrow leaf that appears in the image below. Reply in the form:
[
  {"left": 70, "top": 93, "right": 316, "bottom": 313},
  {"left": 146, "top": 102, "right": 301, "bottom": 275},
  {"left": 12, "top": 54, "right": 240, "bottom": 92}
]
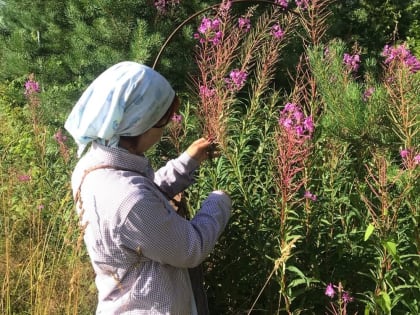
[{"left": 364, "top": 223, "right": 375, "bottom": 241}]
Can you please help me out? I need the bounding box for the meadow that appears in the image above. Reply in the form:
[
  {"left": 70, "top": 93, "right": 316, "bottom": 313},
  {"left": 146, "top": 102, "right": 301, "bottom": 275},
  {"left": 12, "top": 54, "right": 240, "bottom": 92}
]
[{"left": 1, "top": 1, "right": 419, "bottom": 314}]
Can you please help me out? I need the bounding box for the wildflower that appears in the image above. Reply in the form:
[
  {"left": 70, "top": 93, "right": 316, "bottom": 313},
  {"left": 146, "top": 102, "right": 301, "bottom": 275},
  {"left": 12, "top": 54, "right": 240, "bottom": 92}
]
[
  {"left": 342, "top": 291, "right": 354, "bottom": 303},
  {"left": 238, "top": 17, "right": 251, "bottom": 32},
  {"left": 171, "top": 113, "right": 182, "bottom": 124},
  {"left": 18, "top": 174, "right": 31, "bottom": 182},
  {"left": 325, "top": 283, "right": 335, "bottom": 298},
  {"left": 225, "top": 69, "right": 248, "bottom": 91},
  {"left": 279, "top": 103, "right": 314, "bottom": 138},
  {"left": 38, "top": 204, "right": 45, "bottom": 210},
  {"left": 220, "top": 0, "right": 232, "bottom": 12},
  {"left": 281, "top": 118, "right": 293, "bottom": 129},
  {"left": 54, "top": 129, "right": 67, "bottom": 143},
  {"left": 154, "top": 0, "right": 180, "bottom": 13},
  {"left": 295, "top": 0, "right": 309, "bottom": 9},
  {"left": 24, "top": 80, "right": 40, "bottom": 96},
  {"left": 414, "top": 154, "right": 420, "bottom": 165},
  {"left": 400, "top": 149, "right": 410, "bottom": 159},
  {"left": 271, "top": 24, "right": 285, "bottom": 39},
  {"left": 304, "top": 191, "right": 317, "bottom": 201},
  {"left": 195, "top": 17, "right": 223, "bottom": 45},
  {"left": 283, "top": 102, "right": 297, "bottom": 112},
  {"left": 274, "top": 0, "right": 288, "bottom": 8},
  {"left": 343, "top": 53, "right": 361, "bottom": 72},
  {"left": 363, "top": 87, "right": 375, "bottom": 101},
  {"left": 303, "top": 116, "right": 314, "bottom": 133},
  {"left": 382, "top": 44, "right": 420, "bottom": 73},
  {"left": 199, "top": 85, "right": 216, "bottom": 98}
]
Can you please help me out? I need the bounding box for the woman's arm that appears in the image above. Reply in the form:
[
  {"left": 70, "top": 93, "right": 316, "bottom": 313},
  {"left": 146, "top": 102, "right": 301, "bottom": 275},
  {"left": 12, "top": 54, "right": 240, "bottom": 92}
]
[{"left": 154, "top": 138, "right": 214, "bottom": 198}]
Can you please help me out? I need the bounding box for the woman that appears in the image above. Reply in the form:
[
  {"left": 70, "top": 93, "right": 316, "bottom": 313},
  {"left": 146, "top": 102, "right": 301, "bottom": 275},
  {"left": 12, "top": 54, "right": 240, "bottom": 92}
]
[{"left": 65, "top": 61, "right": 231, "bottom": 314}]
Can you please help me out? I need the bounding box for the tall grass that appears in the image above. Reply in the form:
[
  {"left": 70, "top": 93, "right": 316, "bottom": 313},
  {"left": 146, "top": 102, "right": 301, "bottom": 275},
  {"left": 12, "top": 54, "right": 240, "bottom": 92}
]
[{"left": 0, "top": 79, "right": 96, "bottom": 314}]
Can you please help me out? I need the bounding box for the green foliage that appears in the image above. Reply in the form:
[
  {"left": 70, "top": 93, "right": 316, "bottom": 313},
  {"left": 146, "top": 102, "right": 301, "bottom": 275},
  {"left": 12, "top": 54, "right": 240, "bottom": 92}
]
[
  {"left": 0, "top": 80, "right": 95, "bottom": 314},
  {"left": 1, "top": 1, "right": 420, "bottom": 314},
  {"left": 329, "top": 0, "right": 420, "bottom": 57}
]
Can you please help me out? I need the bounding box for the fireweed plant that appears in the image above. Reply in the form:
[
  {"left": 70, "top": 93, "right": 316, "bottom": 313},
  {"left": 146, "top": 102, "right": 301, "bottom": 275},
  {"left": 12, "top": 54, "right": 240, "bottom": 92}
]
[
  {"left": 2, "top": 1, "right": 419, "bottom": 314},
  {"left": 193, "top": 1, "right": 295, "bottom": 149},
  {"left": 0, "top": 77, "right": 95, "bottom": 314},
  {"left": 307, "top": 39, "right": 419, "bottom": 314}
]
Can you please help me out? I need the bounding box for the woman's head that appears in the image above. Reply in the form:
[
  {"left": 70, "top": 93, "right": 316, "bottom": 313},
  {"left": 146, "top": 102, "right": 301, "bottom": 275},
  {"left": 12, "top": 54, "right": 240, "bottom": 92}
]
[
  {"left": 65, "top": 62, "right": 175, "bottom": 157},
  {"left": 119, "top": 95, "right": 180, "bottom": 155}
]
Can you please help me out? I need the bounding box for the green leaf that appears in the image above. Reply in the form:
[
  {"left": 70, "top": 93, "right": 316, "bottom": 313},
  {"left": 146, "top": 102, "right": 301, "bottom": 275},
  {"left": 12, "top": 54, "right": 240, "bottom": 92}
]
[
  {"left": 375, "top": 291, "right": 392, "bottom": 314},
  {"left": 384, "top": 241, "right": 397, "bottom": 258},
  {"left": 364, "top": 223, "right": 375, "bottom": 241}
]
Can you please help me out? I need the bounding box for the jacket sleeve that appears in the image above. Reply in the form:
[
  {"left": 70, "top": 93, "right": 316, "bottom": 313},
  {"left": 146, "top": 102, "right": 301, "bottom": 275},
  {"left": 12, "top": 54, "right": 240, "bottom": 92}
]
[
  {"left": 119, "top": 189, "right": 231, "bottom": 268},
  {"left": 153, "top": 152, "right": 199, "bottom": 198}
]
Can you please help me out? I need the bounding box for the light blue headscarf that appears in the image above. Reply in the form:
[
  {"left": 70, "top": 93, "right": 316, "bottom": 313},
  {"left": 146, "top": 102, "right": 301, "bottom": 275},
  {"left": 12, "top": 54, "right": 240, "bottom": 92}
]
[{"left": 65, "top": 62, "right": 175, "bottom": 157}]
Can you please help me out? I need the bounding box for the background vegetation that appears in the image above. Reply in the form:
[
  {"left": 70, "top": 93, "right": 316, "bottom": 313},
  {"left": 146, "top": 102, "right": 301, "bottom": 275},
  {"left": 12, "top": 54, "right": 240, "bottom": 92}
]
[{"left": 1, "top": 0, "right": 419, "bottom": 314}]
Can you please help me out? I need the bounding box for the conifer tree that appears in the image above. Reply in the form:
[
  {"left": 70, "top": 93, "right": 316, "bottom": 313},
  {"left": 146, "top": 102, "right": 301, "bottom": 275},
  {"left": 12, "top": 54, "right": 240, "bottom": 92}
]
[{"left": 0, "top": 0, "right": 205, "bottom": 88}]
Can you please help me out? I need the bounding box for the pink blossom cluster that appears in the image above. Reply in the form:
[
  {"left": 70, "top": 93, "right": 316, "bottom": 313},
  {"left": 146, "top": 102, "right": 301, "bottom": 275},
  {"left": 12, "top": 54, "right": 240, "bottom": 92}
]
[
  {"left": 400, "top": 148, "right": 420, "bottom": 167},
  {"left": 343, "top": 53, "right": 361, "bottom": 72},
  {"left": 219, "top": 0, "right": 232, "bottom": 12},
  {"left": 18, "top": 174, "right": 31, "bottom": 182},
  {"left": 225, "top": 69, "right": 248, "bottom": 91},
  {"left": 54, "top": 129, "right": 67, "bottom": 144},
  {"left": 304, "top": 190, "right": 317, "bottom": 201},
  {"left": 274, "top": 0, "right": 289, "bottom": 8},
  {"left": 171, "top": 113, "right": 182, "bottom": 124},
  {"left": 295, "top": 0, "right": 309, "bottom": 9},
  {"left": 154, "top": 0, "right": 180, "bottom": 13},
  {"left": 382, "top": 44, "right": 420, "bottom": 73},
  {"left": 238, "top": 17, "right": 251, "bottom": 32},
  {"left": 199, "top": 85, "right": 216, "bottom": 98},
  {"left": 325, "top": 283, "right": 353, "bottom": 303},
  {"left": 24, "top": 80, "right": 40, "bottom": 96},
  {"left": 271, "top": 24, "right": 285, "bottom": 39},
  {"left": 362, "top": 87, "right": 375, "bottom": 101},
  {"left": 194, "top": 17, "right": 223, "bottom": 45},
  {"left": 278, "top": 103, "right": 314, "bottom": 139}
]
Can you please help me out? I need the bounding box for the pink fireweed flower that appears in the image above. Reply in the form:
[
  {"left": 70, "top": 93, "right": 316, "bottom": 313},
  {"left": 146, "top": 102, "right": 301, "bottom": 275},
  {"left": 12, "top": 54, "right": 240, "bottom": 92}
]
[
  {"left": 342, "top": 291, "right": 354, "bottom": 303},
  {"left": 54, "top": 129, "right": 67, "bottom": 143},
  {"left": 283, "top": 102, "right": 297, "bottom": 112},
  {"left": 220, "top": 0, "right": 232, "bottom": 12},
  {"left": 325, "top": 283, "right": 335, "bottom": 298},
  {"left": 238, "top": 17, "right": 251, "bottom": 32},
  {"left": 382, "top": 44, "right": 420, "bottom": 73},
  {"left": 343, "top": 53, "right": 361, "bottom": 72},
  {"left": 271, "top": 24, "right": 285, "bottom": 39},
  {"left": 278, "top": 103, "right": 314, "bottom": 138},
  {"left": 303, "top": 116, "right": 314, "bottom": 133},
  {"left": 275, "top": 0, "right": 288, "bottom": 8},
  {"left": 225, "top": 69, "right": 248, "bottom": 91},
  {"left": 195, "top": 17, "right": 223, "bottom": 45},
  {"left": 304, "top": 191, "right": 317, "bottom": 201},
  {"left": 363, "top": 87, "right": 375, "bottom": 101},
  {"left": 281, "top": 118, "right": 293, "bottom": 129},
  {"left": 400, "top": 149, "right": 410, "bottom": 159},
  {"left": 295, "top": 0, "right": 309, "bottom": 9},
  {"left": 199, "top": 85, "right": 216, "bottom": 98},
  {"left": 414, "top": 154, "right": 420, "bottom": 165},
  {"left": 154, "top": 0, "right": 180, "bottom": 13},
  {"left": 171, "top": 113, "right": 182, "bottom": 124},
  {"left": 18, "top": 174, "right": 31, "bottom": 182},
  {"left": 24, "top": 80, "right": 40, "bottom": 96}
]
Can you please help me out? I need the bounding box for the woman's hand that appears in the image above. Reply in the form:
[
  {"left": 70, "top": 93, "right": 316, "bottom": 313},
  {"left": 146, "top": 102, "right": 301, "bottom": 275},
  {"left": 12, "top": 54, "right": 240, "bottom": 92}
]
[{"left": 186, "top": 137, "right": 220, "bottom": 164}]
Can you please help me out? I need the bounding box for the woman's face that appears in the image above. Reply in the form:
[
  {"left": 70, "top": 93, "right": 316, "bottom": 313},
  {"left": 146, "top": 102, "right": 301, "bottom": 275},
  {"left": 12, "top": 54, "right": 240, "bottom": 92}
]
[
  {"left": 130, "top": 127, "right": 164, "bottom": 155},
  {"left": 119, "top": 96, "right": 180, "bottom": 155}
]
